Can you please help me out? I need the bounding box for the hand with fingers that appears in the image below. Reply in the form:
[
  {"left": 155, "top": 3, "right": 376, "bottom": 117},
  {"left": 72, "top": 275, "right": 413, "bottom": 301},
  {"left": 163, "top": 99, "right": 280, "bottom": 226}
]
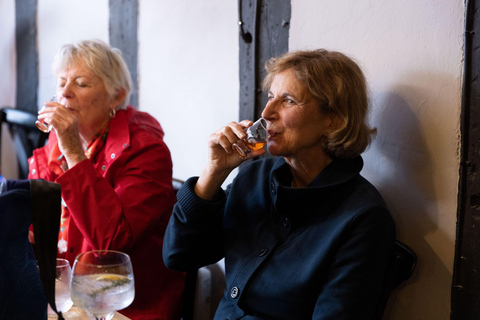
[{"left": 195, "top": 120, "right": 266, "bottom": 200}]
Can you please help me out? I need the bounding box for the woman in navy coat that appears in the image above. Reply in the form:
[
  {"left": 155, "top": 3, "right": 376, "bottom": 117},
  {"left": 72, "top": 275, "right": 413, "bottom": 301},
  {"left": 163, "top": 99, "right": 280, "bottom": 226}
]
[{"left": 164, "top": 49, "right": 396, "bottom": 320}]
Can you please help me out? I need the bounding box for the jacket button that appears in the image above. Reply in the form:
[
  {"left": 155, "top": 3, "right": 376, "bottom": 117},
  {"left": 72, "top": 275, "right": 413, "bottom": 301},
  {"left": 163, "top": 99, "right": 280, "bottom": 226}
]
[
  {"left": 230, "top": 287, "right": 239, "bottom": 299},
  {"left": 259, "top": 248, "right": 268, "bottom": 256},
  {"left": 31, "top": 169, "right": 36, "bottom": 175},
  {"left": 271, "top": 182, "right": 276, "bottom": 195},
  {"left": 111, "top": 153, "right": 115, "bottom": 159},
  {"left": 102, "top": 165, "right": 107, "bottom": 171}
]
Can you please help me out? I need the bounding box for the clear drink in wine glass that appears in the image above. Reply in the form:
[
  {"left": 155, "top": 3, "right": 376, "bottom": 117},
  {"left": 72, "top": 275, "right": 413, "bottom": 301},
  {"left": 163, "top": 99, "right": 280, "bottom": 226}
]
[
  {"left": 35, "top": 95, "right": 57, "bottom": 133},
  {"left": 70, "top": 250, "right": 135, "bottom": 320},
  {"left": 232, "top": 118, "right": 268, "bottom": 157},
  {"left": 47, "top": 258, "right": 73, "bottom": 314}
]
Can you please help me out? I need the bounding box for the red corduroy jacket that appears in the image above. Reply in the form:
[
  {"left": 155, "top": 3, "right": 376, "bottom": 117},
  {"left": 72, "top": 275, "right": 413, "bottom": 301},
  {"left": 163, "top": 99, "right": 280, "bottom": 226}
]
[{"left": 29, "top": 106, "right": 185, "bottom": 320}]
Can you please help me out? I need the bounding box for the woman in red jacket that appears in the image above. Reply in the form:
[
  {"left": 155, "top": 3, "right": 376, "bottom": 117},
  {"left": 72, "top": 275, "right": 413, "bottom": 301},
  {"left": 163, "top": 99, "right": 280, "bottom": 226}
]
[{"left": 29, "top": 39, "right": 185, "bottom": 320}]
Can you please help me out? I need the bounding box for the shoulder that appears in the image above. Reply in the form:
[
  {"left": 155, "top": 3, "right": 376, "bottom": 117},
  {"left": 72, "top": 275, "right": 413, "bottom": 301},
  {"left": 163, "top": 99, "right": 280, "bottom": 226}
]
[
  {"left": 109, "top": 107, "right": 171, "bottom": 163},
  {"left": 124, "top": 107, "right": 165, "bottom": 140}
]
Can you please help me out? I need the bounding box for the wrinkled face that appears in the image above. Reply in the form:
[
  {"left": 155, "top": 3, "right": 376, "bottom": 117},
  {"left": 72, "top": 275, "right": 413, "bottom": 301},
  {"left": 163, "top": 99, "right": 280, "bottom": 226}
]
[
  {"left": 261, "top": 69, "right": 332, "bottom": 159},
  {"left": 56, "top": 59, "right": 115, "bottom": 136}
]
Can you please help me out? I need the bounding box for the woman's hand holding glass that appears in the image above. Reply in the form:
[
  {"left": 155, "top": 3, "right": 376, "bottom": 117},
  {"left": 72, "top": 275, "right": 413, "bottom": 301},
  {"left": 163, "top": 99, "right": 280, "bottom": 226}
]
[
  {"left": 36, "top": 95, "right": 86, "bottom": 168},
  {"left": 208, "top": 119, "right": 267, "bottom": 169},
  {"left": 36, "top": 96, "right": 75, "bottom": 134},
  {"left": 195, "top": 119, "right": 267, "bottom": 201}
]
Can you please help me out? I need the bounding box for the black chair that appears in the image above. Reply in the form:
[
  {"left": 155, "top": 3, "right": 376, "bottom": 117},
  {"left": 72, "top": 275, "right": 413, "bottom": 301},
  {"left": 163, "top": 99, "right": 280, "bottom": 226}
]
[
  {"left": 374, "top": 240, "right": 417, "bottom": 319},
  {"left": 0, "top": 179, "right": 63, "bottom": 319},
  {"left": 173, "top": 178, "right": 185, "bottom": 194},
  {"left": 0, "top": 107, "right": 48, "bottom": 179}
]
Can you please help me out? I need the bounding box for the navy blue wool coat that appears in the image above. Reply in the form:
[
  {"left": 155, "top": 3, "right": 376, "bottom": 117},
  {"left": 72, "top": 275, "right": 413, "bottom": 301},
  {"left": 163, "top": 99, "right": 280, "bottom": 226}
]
[{"left": 163, "top": 156, "right": 395, "bottom": 320}]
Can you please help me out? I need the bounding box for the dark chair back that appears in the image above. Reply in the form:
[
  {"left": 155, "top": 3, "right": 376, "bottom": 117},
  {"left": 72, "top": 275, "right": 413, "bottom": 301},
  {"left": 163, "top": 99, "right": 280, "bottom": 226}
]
[
  {"left": 0, "top": 179, "right": 63, "bottom": 319},
  {"left": 173, "top": 178, "right": 185, "bottom": 194},
  {"left": 0, "top": 107, "right": 48, "bottom": 179},
  {"left": 374, "top": 240, "right": 417, "bottom": 319}
]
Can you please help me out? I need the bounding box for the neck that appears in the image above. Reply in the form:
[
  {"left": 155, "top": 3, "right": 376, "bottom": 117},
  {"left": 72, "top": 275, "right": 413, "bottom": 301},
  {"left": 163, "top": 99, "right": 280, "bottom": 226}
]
[
  {"left": 285, "top": 150, "right": 333, "bottom": 188},
  {"left": 79, "top": 117, "right": 111, "bottom": 149}
]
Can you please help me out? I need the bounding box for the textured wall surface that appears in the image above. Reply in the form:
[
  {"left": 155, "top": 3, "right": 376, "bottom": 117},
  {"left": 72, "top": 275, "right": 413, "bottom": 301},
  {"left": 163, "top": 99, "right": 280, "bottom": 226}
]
[
  {"left": 0, "top": 0, "right": 17, "bottom": 177},
  {"left": 138, "top": 0, "right": 239, "bottom": 185},
  {"left": 290, "top": 0, "right": 463, "bottom": 319}
]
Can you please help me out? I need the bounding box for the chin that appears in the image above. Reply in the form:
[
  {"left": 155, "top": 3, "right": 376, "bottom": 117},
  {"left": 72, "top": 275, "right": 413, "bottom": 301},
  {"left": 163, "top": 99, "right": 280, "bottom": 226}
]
[{"left": 266, "top": 145, "right": 282, "bottom": 157}]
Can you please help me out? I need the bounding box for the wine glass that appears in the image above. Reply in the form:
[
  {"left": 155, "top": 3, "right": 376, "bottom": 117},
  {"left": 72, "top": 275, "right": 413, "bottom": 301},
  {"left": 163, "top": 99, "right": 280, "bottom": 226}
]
[
  {"left": 35, "top": 95, "right": 57, "bottom": 133},
  {"left": 232, "top": 118, "right": 268, "bottom": 157},
  {"left": 47, "top": 258, "right": 74, "bottom": 315},
  {"left": 70, "top": 250, "right": 135, "bottom": 320}
]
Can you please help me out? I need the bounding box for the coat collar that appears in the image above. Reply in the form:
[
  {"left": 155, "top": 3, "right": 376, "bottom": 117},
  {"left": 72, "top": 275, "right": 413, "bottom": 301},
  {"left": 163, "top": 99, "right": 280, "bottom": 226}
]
[
  {"left": 270, "top": 156, "right": 363, "bottom": 189},
  {"left": 104, "top": 107, "right": 131, "bottom": 164},
  {"left": 269, "top": 156, "right": 364, "bottom": 221}
]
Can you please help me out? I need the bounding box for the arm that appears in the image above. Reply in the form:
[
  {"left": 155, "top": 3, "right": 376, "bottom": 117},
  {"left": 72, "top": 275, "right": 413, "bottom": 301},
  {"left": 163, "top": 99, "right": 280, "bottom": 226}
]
[
  {"left": 164, "top": 119, "right": 266, "bottom": 270},
  {"left": 56, "top": 136, "right": 174, "bottom": 251},
  {"left": 313, "top": 207, "right": 396, "bottom": 320},
  {"left": 163, "top": 177, "right": 227, "bottom": 271},
  {"left": 195, "top": 120, "right": 265, "bottom": 200}
]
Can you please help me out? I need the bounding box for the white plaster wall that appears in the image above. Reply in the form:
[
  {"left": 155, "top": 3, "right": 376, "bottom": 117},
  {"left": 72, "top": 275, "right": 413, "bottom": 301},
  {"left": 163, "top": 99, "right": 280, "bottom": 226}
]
[
  {"left": 37, "top": 0, "right": 109, "bottom": 105},
  {"left": 0, "top": 0, "right": 17, "bottom": 178},
  {"left": 138, "top": 0, "right": 239, "bottom": 184},
  {"left": 290, "top": 0, "right": 463, "bottom": 319}
]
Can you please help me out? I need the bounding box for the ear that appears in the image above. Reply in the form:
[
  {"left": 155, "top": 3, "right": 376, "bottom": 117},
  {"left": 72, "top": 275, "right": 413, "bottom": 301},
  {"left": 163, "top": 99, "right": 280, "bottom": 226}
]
[
  {"left": 327, "top": 113, "right": 343, "bottom": 131},
  {"left": 111, "top": 87, "right": 127, "bottom": 108}
]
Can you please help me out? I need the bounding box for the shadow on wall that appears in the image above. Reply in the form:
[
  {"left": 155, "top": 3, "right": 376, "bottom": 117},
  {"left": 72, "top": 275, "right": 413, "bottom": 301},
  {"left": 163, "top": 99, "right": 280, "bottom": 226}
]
[{"left": 363, "top": 83, "right": 454, "bottom": 319}]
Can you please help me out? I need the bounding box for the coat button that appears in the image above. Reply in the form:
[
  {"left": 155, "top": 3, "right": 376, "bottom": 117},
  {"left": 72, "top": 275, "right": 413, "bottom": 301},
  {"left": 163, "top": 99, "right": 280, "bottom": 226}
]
[
  {"left": 123, "top": 143, "right": 127, "bottom": 148},
  {"left": 271, "top": 182, "right": 276, "bottom": 195},
  {"left": 102, "top": 165, "right": 107, "bottom": 171},
  {"left": 111, "top": 153, "right": 115, "bottom": 159},
  {"left": 31, "top": 169, "right": 36, "bottom": 175},
  {"left": 259, "top": 248, "right": 268, "bottom": 256},
  {"left": 230, "top": 287, "right": 239, "bottom": 299}
]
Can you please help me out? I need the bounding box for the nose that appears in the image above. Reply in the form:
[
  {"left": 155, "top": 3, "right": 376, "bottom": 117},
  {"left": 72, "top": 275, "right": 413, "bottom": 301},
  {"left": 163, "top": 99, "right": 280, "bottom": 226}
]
[
  {"left": 262, "top": 98, "right": 277, "bottom": 120},
  {"left": 58, "top": 81, "right": 74, "bottom": 102}
]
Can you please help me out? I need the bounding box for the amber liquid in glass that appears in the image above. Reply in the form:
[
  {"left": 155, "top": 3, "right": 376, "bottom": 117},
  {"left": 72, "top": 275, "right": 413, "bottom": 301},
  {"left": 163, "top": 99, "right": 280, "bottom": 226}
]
[
  {"left": 233, "top": 139, "right": 266, "bottom": 157},
  {"left": 245, "top": 141, "right": 266, "bottom": 151}
]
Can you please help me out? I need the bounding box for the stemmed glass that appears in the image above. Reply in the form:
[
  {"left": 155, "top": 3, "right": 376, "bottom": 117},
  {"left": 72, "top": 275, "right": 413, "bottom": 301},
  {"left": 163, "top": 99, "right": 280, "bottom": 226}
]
[
  {"left": 47, "top": 258, "right": 74, "bottom": 315},
  {"left": 232, "top": 118, "right": 268, "bottom": 157},
  {"left": 35, "top": 95, "right": 57, "bottom": 133},
  {"left": 70, "top": 250, "right": 135, "bottom": 320}
]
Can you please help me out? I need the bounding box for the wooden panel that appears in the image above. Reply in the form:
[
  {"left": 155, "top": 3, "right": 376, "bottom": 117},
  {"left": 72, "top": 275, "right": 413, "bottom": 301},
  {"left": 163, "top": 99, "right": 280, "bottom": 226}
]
[
  {"left": 15, "top": 0, "right": 38, "bottom": 113},
  {"left": 451, "top": 0, "right": 480, "bottom": 318},
  {"left": 109, "top": 0, "right": 138, "bottom": 108},
  {"left": 238, "top": 0, "right": 290, "bottom": 122}
]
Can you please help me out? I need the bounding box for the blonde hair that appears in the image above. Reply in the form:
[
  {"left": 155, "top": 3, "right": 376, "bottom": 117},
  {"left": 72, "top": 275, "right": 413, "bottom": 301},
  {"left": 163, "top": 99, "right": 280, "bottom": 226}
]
[
  {"left": 52, "top": 39, "right": 133, "bottom": 110},
  {"left": 263, "top": 49, "right": 376, "bottom": 159}
]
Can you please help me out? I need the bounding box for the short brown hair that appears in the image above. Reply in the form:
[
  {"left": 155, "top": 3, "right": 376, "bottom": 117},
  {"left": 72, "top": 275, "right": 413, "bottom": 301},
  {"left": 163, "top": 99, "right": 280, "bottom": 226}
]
[{"left": 263, "top": 49, "right": 376, "bottom": 159}]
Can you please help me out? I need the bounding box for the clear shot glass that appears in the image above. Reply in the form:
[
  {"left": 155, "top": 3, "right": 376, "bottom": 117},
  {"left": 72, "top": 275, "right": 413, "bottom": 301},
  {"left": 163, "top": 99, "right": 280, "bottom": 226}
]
[
  {"left": 35, "top": 95, "right": 57, "bottom": 133},
  {"left": 232, "top": 118, "right": 268, "bottom": 157}
]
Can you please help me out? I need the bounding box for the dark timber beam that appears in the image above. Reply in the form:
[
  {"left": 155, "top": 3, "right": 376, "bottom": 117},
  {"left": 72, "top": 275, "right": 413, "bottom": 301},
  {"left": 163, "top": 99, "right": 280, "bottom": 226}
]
[
  {"left": 109, "top": 0, "right": 139, "bottom": 108},
  {"left": 452, "top": 0, "right": 480, "bottom": 318},
  {"left": 15, "top": 0, "right": 38, "bottom": 114},
  {"left": 238, "top": 0, "right": 290, "bottom": 122}
]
